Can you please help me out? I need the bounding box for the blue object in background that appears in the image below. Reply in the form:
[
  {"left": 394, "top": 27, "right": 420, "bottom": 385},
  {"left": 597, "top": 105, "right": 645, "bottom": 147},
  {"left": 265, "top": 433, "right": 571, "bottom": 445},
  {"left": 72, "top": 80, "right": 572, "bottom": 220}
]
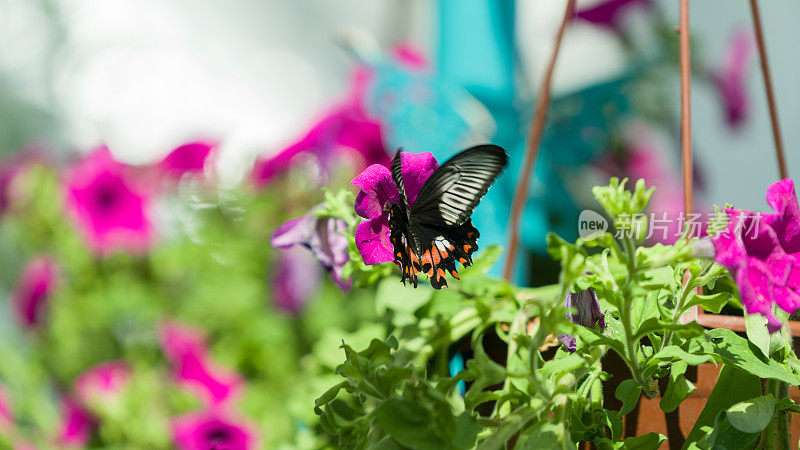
[{"left": 449, "top": 352, "right": 466, "bottom": 396}]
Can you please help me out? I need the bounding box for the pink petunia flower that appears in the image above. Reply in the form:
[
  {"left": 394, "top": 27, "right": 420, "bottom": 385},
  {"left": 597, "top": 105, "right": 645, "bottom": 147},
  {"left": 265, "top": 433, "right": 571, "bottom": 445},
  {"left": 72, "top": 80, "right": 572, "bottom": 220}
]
[
  {"left": 172, "top": 408, "right": 257, "bottom": 450},
  {"left": 57, "top": 397, "right": 93, "bottom": 447},
  {"left": 712, "top": 27, "right": 753, "bottom": 129},
  {"left": 10, "top": 256, "right": 59, "bottom": 328},
  {"left": 159, "top": 322, "right": 242, "bottom": 405},
  {"left": 574, "top": 0, "right": 651, "bottom": 31},
  {"left": 64, "top": 146, "right": 153, "bottom": 254},
  {"left": 710, "top": 179, "right": 800, "bottom": 333},
  {"left": 272, "top": 247, "right": 322, "bottom": 314},
  {"left": 74, "top": 361, "right": 131, "bottom": 405},
  {"left": 352, "top": 152, "right": 439, "bottom": 265},
  {"left": 158, "top": 140, "right": 217, "bottom": 179},
  {"left": 271, "top": 205, "right": 350, "bottom": 291}
]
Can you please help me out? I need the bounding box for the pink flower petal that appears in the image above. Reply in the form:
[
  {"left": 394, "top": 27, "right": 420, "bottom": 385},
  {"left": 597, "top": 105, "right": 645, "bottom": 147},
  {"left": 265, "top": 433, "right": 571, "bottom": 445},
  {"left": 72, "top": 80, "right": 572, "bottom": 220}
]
[
  {"left": 352, "top": 164, "right": 399, "bottom": 220},
  {"left": 355, "top": 218, "right": 393, "bottom": 265},
  {"left": 399, "top": 151, "right": 439, "bottom": 207},
  {"left": 57, "top": 398, "right": 93, "bottom": 447},
  {"left": 159, "top": 140, "right": 216, "bottom": 178},
  {"left": 64, "top": 146, "right": 153, "bottom": 254},
  {"left": 713, "top": 27, "right": 752, "bottom": 129},
  {"left": 172, "top": 409, "right": 257, "bottom": 450},
  {"left": 74, "top": 361, "right": 131, "bottom": 404}
]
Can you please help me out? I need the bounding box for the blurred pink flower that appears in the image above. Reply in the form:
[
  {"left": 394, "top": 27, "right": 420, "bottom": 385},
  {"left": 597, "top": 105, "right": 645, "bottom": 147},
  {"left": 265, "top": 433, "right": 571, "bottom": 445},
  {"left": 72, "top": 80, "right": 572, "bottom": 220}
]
[
  {"left": 711, "top": 179, "right": 800, "bottom": 333},
  {"left": 158, "top": 140, "right": 217, "bottom": 179},
  {"left": 10, "top": 256, "right": 59, "bottom": 328},
  {"left": 172, "top": 409, "right": 257, "bottom": 450},
  {"left": 74, "top": 361, "right": 131, "bottom": 404},
  {"left": 57, "top": 398, "right": 93, "bottom": 447},
  {"left": 271, "top": 206, "right": 350, "bottom": 291},
  {"left": 574, "top": 0, "right": 651, "bottom": 31},
  {"left": 272, "top": 247, "right": 322, "bottom": 314},
  {"left": 712, "top": 27, "right": 753, "bottom": 129},
  {"left": 159, "top": 322, "right": 242, "bottom": 405},
  {"left": 64, "top": 147, "right": 153, "bottom": 254},
  {"left": 352, "top": 152, "right": 438, "bottom": 265}
]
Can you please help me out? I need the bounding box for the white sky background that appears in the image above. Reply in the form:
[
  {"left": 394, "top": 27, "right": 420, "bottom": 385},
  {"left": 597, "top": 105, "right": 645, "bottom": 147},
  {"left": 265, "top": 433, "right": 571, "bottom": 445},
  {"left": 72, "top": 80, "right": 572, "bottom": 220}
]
[{"left": 0, "top": 0, "right": 797, "bottom": 207}]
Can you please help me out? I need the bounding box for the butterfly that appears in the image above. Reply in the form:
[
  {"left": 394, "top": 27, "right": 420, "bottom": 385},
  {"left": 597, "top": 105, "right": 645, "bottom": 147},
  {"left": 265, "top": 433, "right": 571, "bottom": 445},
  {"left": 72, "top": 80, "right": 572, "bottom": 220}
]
[{"left": 387, "top": 144, "right": 508, "bottom": 289}]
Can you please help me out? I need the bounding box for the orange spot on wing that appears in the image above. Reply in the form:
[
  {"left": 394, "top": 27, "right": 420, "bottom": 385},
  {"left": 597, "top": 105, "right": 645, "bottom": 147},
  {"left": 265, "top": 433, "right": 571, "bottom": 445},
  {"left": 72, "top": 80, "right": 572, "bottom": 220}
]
[
  {"left": 450, "top": 269, "right": 460, "bottom": 279},
  {"left": 463, "top": 244, "right": 472, "bottom": 252}
]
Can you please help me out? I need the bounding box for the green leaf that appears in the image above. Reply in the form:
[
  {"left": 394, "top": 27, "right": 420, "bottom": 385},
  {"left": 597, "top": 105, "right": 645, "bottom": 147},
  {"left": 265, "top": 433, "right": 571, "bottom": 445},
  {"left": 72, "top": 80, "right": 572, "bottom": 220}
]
[
  {"left": 744, "top": 313, "right": 770, "bottom": 358},
  {"left": 374, "top": 398, "right": 445, "bottom": 450},
  {"left": 649, "top": 345, "right": 714, "bottom": 367},
  {"left": 375, "top": 277, "right": 432, "bottom": 326},
  {"left": 633, "top": 317, "right": 704, "bottom": 343},
  {"left": 683, "top": 292, "right": 730, "bottom": 314},
  {"left": 726, "top": 395, "right": 775, "bottom": 433},
  {"left": 514, "top": 422, "right": 566, "bottom": 449},
  {"left": 615, "top": 379, "right": 641, "bottom": 415},
  {"left": 451, "top": 412, "right": 481, "bottom": 449},
  {"left": 660, "top": 361, "right": 696, "bottom": 413},
  {"left": 621, "top": 432, "right": 666, "bottom": 449},
  {"left": 702, "top": 410, "right": 760, "bottom": 449},
  {"left": 540, "top": 353, "right": 586, "bottom": 379},
  {"left": 314, "top": 381, "right": 347, "bottom": 415},
  {"left": 682, "top": 365, "right": 762, "bottom": 447},
  {"left": 700, "top": 329, "right": 800, "bottom": 384}
]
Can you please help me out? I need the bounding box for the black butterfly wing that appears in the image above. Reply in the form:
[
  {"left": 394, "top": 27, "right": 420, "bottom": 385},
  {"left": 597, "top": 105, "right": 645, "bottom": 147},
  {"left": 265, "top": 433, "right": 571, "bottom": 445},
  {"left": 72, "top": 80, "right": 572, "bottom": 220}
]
[
  {"left": 409, "top": 145, "right": 508, "bottom": 227},
  {"left": 390, "top": 151, "right": 409, "bottom": 209},
  {"left": 388, "top": 204, "right": 421, "bottom": 287},
  {"left": 409, "top": 220, "right": 479, "bottom": 289}
]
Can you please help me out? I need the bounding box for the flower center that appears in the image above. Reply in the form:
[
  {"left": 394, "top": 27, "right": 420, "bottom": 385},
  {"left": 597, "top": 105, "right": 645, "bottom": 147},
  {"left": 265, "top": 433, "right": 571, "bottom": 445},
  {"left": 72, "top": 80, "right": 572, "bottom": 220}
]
[
  {"left": 94, "top": 185, "right": 118, "bottom": 211},
  {"left": 205, "top": 426, "right": 233, "bottom": 443}
]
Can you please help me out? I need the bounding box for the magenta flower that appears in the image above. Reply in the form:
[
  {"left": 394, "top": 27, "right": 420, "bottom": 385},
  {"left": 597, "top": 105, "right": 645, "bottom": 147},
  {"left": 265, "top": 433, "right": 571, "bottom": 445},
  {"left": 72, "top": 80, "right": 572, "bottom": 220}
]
[
  {"left": 10, "top": 256, "right": 59, "bottom": 328},
  {"left": 0, "top": 161, "right": 23, "bottom": 214},
  {"left": 74, "top": 361, "right": 131, "bottom": 405},
  {"left": 711, "top": 179, "right": 800, "bottom": 333},
  {"left": 352, "top": 152, "right": 439, "bottom": 265},
  {"left": 159, "top": 322, "right": 242, "bottom": 405},
  {"left": 57, "top": 397, "right": 93, "bottom": 447},
  {"left": 712, "top": 28, "right": 753, "bottom": 129},
  {"left": 158, "top": 140, "right": 216, "bottom": 179},
  {"left": 172, "top": 409, "right": 257, "bottom": 450},
  {"left": 64, "top": 146, "right": 153, "bottom": 254},
  {"left": 557, "top": 288, "right": 606, "bottom": 353},
  {"left": 574, "top": 0, "right": 651, "bottom": 31},
  {"left": 272, "top": 247, "right": 322, "bottom": 314},
  {"left": 271, "top": 206, "right": 350, "bottom": 291}
]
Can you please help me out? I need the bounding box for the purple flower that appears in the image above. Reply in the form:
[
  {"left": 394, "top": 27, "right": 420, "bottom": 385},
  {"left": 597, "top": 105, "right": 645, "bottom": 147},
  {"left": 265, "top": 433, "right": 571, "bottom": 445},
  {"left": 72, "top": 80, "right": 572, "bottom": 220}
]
[
  {"left": 352, "top": 152, "right": 439, "bottom": 265},
  {"left": 271, "top": 206, "right": 350, "bottom": 291},
  {"left": 158, "top": 140, "right": 217, "bottom": 179},
  {"left": 74, "top": 361, "right": 131, "bottom": 405},
  {"left": 711, "top": 179, "right": 800, "bottom": 333},
  {"left": 10, "top": 256, "right": 59, "bottom": 328},
  {"left": 251, "top": 67, "right": 390, "bottom": 187},
  {"left": 712, "top": 28, "right": 753, "bottom": 129},
  {"left": 574, "top": 0, "right": 651, "bottom": 31},
  {"left": 57, "top": 397, "right": 93, "bottom": 447},
  {"left": 64, "top": 146, "right": 153, "bottom": 254},
  {"left": 557, "top": 288, "right": 606, "bottom": 353},
  {"left": 172, "top": 408, "right": 257, "bottom": 450},
  {"left": 272, "top": 247, "right": 322, "bottom": 314},
  {"left": 159, "top": 322, "right": 243, "bottom": 405}
]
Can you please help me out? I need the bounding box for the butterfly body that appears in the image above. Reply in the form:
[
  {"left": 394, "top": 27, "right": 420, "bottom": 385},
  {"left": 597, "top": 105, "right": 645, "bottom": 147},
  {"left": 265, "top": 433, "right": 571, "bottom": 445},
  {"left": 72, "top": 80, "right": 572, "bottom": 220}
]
[{"left": 388, "top": 145, "right": 507, "bottom": 289}]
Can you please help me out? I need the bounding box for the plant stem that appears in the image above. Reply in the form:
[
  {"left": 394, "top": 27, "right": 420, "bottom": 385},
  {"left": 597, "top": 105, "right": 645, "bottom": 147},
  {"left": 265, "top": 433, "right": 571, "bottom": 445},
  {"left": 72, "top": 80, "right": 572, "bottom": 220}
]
[
  {"left": 678, "top": 0, "right": 693, "bottom": 215},
  {"left": 749, "top": 0, "right": 788, "bottom": 179},
  {"left": 776, "top": 381, "right": 790, "bottom": 450},
  {"left": 659, "top": 260, "right": 713, "bottom": 352},
  {"left": 619, "top": 235, "right": 650, "bottom": 394},
  {"left": 760, "top": 379, "right": 778, "bottom": 450},
  {"left": 503, "top": 0, "right": 575, "bottom": 280}
]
